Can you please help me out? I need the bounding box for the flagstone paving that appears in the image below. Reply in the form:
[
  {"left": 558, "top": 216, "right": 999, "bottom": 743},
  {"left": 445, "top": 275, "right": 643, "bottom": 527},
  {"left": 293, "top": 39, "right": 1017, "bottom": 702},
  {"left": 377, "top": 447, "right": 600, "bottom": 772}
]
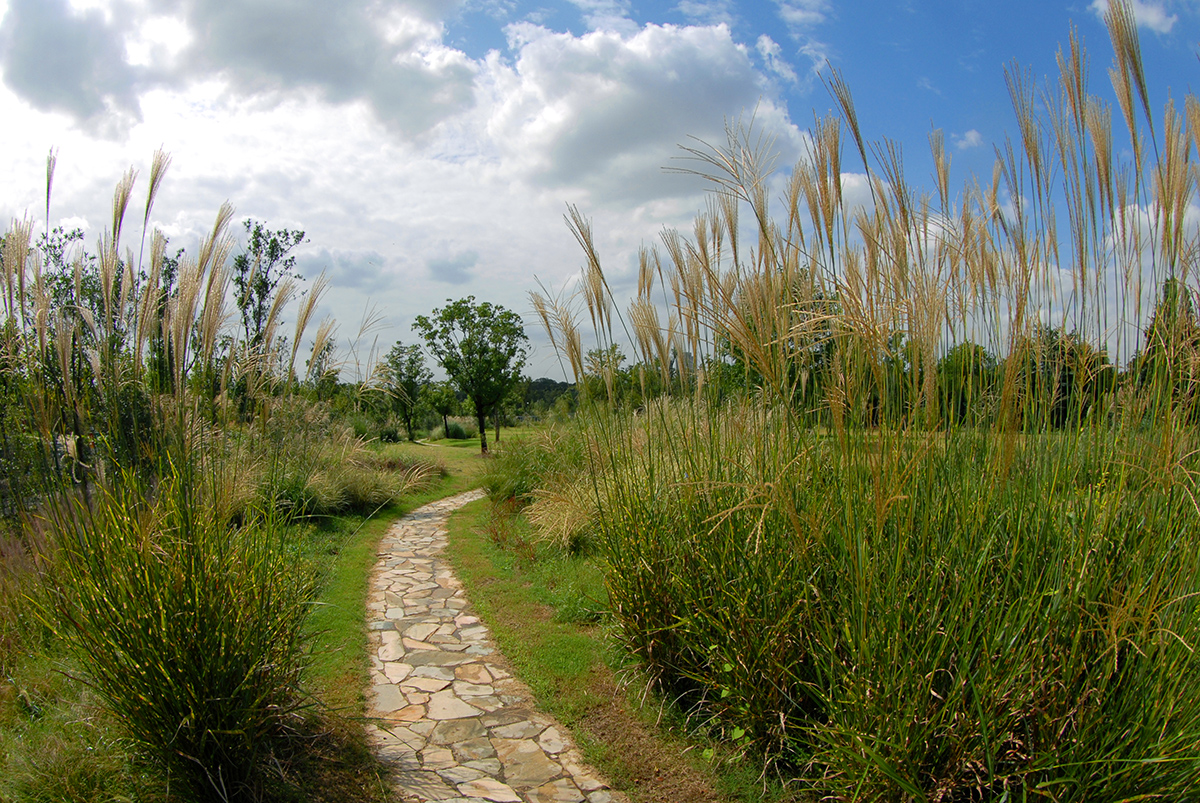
[{"left": 365, "top": 489, "right": 627, "bottom": 803}]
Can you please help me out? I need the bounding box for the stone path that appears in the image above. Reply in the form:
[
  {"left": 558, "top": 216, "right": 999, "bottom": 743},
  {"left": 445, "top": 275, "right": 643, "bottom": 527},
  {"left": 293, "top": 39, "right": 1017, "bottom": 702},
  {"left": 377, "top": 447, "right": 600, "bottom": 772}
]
[{"left": 365, "top": 490, "right": 628, "bottom": 803}]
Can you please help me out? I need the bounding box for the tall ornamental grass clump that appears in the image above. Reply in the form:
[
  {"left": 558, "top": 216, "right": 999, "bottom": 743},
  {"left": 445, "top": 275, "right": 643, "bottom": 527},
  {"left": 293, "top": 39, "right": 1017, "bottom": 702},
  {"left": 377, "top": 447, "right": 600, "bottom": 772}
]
[
  {"left": 531, "top": 3, "right": 1200, "bottom": 798},
  {"left": 40, "top": 469, "right": 312, "bottom": 801},
  {"left": 0, "top": 146, "right": 402, "bottom": 798}
]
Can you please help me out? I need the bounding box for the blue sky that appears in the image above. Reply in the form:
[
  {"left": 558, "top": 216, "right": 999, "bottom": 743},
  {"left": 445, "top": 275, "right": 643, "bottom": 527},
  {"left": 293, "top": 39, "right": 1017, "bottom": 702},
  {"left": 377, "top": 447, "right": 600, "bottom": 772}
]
[{"left": 0, "top": 0, "right": 1197, "bottom": 377}]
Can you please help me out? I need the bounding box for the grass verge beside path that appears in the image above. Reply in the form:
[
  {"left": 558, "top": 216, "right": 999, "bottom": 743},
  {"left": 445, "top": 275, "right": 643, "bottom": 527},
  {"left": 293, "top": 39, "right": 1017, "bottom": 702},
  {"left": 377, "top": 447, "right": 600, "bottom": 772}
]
[{"left": 443, "top": 499, "right": 801, "bottom": 803}]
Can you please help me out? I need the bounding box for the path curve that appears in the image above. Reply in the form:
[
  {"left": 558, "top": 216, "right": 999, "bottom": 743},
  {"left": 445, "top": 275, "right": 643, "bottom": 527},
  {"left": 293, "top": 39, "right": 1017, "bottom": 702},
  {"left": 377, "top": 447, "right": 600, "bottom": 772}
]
[{"left": 365, "top": 489, "right": 628, "bottom": 803}]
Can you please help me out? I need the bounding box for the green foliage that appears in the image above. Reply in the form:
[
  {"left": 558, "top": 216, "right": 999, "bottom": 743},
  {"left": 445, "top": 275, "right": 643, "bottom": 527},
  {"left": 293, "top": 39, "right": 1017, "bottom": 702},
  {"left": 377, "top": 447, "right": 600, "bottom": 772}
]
[
  {"left": 423, "top": 380, "right": 459, "bottom": 434},
  {"left": 1, "top": 155, "right": 442, "bottom": 801},
  {"left": 481, "top": 427, "right": 584, "bottom": 504},
  {"left": 414, "top": 296, "right": 528, "bottom": 454},
  {"left": 530, "top": 404, "right": 1200, "bottom": 799},
  {"left": 232, "top": 219, "right": 306, "bottom": 350},
  {"left": 383, "top": 341, "right": 431, "bottom": 441},
  {"left": 522, "top": 8, "right": 1200, "bottom": 798},
  {"left": 40, "top": 469, "right": 314, "bottom": 802}
]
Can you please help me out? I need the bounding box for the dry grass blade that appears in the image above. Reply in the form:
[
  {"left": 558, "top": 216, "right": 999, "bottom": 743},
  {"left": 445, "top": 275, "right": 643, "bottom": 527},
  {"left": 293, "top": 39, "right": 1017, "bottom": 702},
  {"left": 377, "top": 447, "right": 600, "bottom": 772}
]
[
  {"left": 45, "top": 147, "right": 57, "bottom": 229},
  {"left": 288, "top": 271, "right": 330, "bottom": 383},
  {"left": 1104, "top": 0, "right": 1156, "bottom": 144},
  {"left": 111, "top": 167, "right": 137, "bottom": 249}
]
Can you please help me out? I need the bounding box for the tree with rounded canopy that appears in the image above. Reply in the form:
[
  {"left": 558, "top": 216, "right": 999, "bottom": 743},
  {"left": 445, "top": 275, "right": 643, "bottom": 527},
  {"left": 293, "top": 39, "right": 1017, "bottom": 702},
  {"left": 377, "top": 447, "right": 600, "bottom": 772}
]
[
  {"left": 384, "top": 341, "right": 431, "bottom": 441},
  {"left": 423, "top": 380, "right": 459, "bottom": 437},
  {"left": 413, "top": 297, "right": 528, "bottom": 454}
]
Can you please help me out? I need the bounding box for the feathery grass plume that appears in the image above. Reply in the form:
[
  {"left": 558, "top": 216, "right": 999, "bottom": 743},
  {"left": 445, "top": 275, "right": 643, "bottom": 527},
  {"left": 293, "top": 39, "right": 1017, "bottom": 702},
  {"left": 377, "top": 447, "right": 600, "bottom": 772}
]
[
  {"left": 346, "top": 303, "right": 389, "bottom": 383},
  {"left": 44, "top": 148, "right": 56, "bottom": 240},
  {"left": 118, "top": 245, "right": 135, "bottom": 332},
  {"left": 195, "top": 208, "right": 235, "bottom": 374},
  {"left": 530, "top": 290, "right": 556, "bottom": 354},
  {"left": 137, "top": 149, "right": 171, "bottom": 270},
  {"left": 1104, "top": 0, "right": 1156, "bottom": 145},
  {"left": 260, "top": 275, "right": 297, "bottom": 362},
  {"left": 636, "top": 245, "right": 655, "bottom": 301},
  {"left": 2, "top": 218, "right": 32, "bottom": 331},
  {"left": 826, "top": 66, "right": 870, "bottom": 180},
  {"left": 286, "top": 270, "right": 329, "bottom": 385},
  {"left": 110, "top": 167, "right": 136, "bottom": 250},
  {"left": 97, "top": 232, "right": 120, "bottom": 342},
  {"left": 167, "top": 254, "right": 202, "bottom": 394},
  {"left": 133, "top": 228, "right": 167, "bottom": 374},
  {"left": 305, "top": 316, "right": 338, "bottom": 385},
  {"left": 197, "top": 201, "right": 235, "bottom": 277},
  {"left": 531, "top": 279, "right": 583, "bottom": 383},
  {"left": 566, "top": 204, "right": 614, "bottom": 344},
  {"left": 1155, "top": 100, "right": 1192, "bottom": 277}
]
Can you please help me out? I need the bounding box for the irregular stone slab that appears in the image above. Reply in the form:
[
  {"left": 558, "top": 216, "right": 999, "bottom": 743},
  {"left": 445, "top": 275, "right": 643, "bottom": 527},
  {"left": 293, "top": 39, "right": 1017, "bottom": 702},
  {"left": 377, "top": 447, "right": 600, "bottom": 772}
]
[
  {"left": 405, "top": 622, "right": 441, "bottom": 641},
  {"left": 393, "top": 770, "right": 458, "bottom": 800},
  {"left": 421, "top": 745, "right": 456, "bottom": 770},
  {"left": 413, "top": 665, "right": 457, "bottom": 681},
  {"left": 429, "top": 717, "right": 486, "bottom": 745},
  {"left": 372, "top": 684, "right": 406, "bottom": 713},
  {"left": 454, "top": 736, "right": 497, "bottom": 761},
  {"left": 384, "top": 703, "right": 426, "bottom": 723},
  {"left": 371, "top": 724, "right": 426, "bottom": 752},
  {"left": 404, "top": 675, "right": 452, "bottom": 693},
  {"left": 384, "top": 662, "right": 413, "bottom": 683},
  {"left": 453, "top": 681, "right": 494, "bottom": 697},
  {"left": 406, "top": 650, "right": 474, "bottom": 667},
  {"left": 404, "top": 637, "right": 439, "bottom": 651},
  {"left": 464, "top": 758, "right": 503, "bottom": 775},
  {"left": 455, "top": 663, "right": 492, "bottom": 684},
  {"left": 491, "top": 721, "right": 545, "bottom": 740},
  {"left": 438, "top": 765, "right": 487, "bottom": 784},
  {"left": 529, "top": 778, "right": 587, "bottom": 803},
  {"left": 492, "top": 738, "right": 562, "bottom": 788},
  {"left": 457, "top": 778, "right": 521, "bottom": 802},
  {"left": 427, "top": 689, "right": 483, "bottom": 720},
  {"left": 539, "top": 726, "right": 567, "bottom": 755}
]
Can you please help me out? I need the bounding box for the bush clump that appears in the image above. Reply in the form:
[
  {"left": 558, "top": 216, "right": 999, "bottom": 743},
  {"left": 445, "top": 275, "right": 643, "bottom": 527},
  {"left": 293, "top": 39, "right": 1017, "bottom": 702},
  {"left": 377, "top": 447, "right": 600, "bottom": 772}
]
[{"left": 40, "top": 469, "right": 314, "bottom": 802}]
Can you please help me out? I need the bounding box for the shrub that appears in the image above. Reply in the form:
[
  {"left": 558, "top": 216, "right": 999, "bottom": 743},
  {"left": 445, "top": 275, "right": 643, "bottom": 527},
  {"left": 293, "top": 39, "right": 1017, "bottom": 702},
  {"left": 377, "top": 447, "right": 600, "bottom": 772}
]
[{"left": 40, "top": 469, "right": 313, "bottom": 802}]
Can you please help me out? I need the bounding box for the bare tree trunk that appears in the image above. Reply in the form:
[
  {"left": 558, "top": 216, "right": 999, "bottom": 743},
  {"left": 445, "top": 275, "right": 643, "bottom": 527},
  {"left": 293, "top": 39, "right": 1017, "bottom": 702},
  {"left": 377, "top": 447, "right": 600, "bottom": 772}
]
[{"left": 476, "top": 410, "right": 488, "bottom": 454}]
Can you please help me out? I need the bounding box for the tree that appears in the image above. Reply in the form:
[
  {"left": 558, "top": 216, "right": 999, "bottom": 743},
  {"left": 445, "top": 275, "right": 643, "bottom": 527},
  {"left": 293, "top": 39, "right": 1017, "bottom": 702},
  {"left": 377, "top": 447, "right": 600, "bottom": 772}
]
[
  {"left": 384, "top": 341, "right": 431, "bottom": 441},
  {"left": 1135, "top": 277, "right": 1200, "bottom": 420},
  {"left": 413, "top": 297, "right": 528, "bottom": 454},
  {"left": 937, "top": 342, "right": 998, "bottom": 426},
  {"left": 1010, "top": 324, "right": 1114, "bottom": 429},
  {"left": 423, "top": 381, "right": 459, "bottom": 436},
  {"left": 232, "top": 220, "right": 306, "bottom": 350}
]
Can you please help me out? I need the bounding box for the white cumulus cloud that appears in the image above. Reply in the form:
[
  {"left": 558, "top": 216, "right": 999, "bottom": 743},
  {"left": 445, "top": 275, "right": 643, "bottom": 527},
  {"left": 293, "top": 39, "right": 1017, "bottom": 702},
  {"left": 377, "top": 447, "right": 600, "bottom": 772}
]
[
  {"left": 1089, "top": 0, "right": 1178, "bottom": 34},
  {"left": 481, "top": 22, "right": 802, "bottom": 203},
  {"left": 954, "top": 129, "right": 984, "bottom": 150}
]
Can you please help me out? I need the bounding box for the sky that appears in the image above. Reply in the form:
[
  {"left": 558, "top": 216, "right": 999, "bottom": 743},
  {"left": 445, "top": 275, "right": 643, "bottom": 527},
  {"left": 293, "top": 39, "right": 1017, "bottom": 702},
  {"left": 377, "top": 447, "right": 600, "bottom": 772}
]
[{"left": 1, "top": 0, "right": 1198, "bottom": 379}]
